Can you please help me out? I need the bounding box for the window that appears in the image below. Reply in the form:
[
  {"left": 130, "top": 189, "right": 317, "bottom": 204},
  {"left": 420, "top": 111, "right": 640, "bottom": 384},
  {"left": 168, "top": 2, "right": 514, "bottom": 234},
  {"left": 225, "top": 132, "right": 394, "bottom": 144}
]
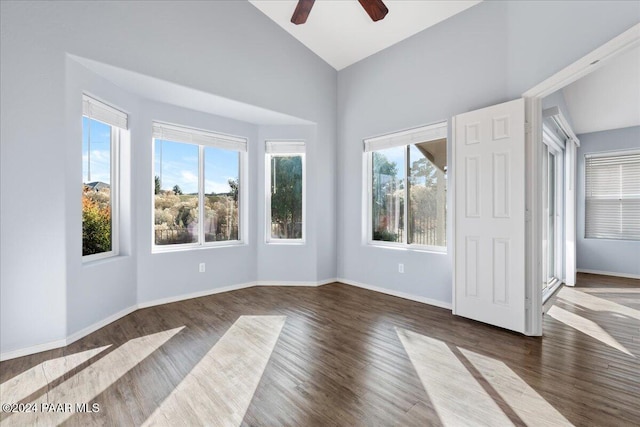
[
  {"left": 265, "top": 141, "right": 305, "bottom": 242},
  {"left": 365, "top": 123, "right": 447, "bottom": 250},
  {"left": 82, "top": 95, "right": 127, "bottom": 260},
  {"left": 585, "top": 150, "right": 640, "bottom": 240},
  {"left": 153, "top": 122, "right": 246, "bottom": 249}
]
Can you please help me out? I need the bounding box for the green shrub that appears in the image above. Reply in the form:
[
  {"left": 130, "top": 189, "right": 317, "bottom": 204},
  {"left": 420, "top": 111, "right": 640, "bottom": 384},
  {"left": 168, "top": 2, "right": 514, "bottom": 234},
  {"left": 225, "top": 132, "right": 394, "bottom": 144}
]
[
  {"left": 373, "top": 229, "right": 398, "bottom": 242},
  {"left": 82, "top": 194, "right": 111, "bottom": 255}
]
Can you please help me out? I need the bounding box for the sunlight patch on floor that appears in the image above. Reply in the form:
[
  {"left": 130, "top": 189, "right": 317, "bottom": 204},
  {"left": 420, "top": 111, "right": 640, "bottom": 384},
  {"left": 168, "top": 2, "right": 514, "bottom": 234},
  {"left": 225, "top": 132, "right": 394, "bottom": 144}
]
[
  {"left": 1, "top": 327, "right": 184, "bottom": 426},
  {"left": 547, "top": 305, "right": 634, "bottom": 357},
  {"left": 460, "top": 348, "right": 572, "bottom": 426},
  {"left": 396, "top": 328, "right": 512, "bottom": 426},
  {"left": 578, "top": 288, "right": 639, "bottom": 294},
  {"left": 143, "top": 315, "right": 286, "bottom": 427},
  {"left": 557, "top": 287, "right": 640, "bottom": 320},
  {"left": 0, "top": 345, "right": 111, "bottom": 406}
]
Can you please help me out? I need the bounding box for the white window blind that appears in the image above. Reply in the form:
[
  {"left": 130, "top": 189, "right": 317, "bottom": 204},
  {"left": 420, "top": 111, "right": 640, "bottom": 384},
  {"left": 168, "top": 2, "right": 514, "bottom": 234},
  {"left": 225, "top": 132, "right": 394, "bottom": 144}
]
[
  {"left": 585, "top": 151, "right": 640, "bottom": 240},
  {"left": 82, "top": 94, "right": 128, "bottom": 129},
  {"left": 153, "top": 122, "right": 247, "bottom": 152},
  {"left": 364, "top": 122, "right": 447, "bottom": 152},
  {"left": 265, "top": 141, "right": 305, "bottom": 154}
]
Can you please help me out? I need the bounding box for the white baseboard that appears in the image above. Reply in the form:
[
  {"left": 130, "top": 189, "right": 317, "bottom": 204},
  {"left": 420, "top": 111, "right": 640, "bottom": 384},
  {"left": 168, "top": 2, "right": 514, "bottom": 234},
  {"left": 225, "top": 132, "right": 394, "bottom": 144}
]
[
  {"left": 336, "top": 277, "right": 452, "bottom": 310},
  {"left": 257, "top": 278, "right": 337, "bottom": 287},
  {"left": 577, "top": 269, "right": 640, "bottom": 280},
  {"left": 0, "top": 338, "right": 68, "bottom": 362},
  {"left": 1, "top": 277, "right": 447, "bottom": 361},
  {"left": 66, "top": 305, "right": 138, "bottom": 346},
  {"left": 1, "top": 306, "right": 138, "bottom": 362},
  {"left": 137, "top": 281, "right": 256, "bottom": 309},
  {"left": 317, "top": 278, "right": 339, "bottom": 286},
  {"left": 0, "top": 279, "right": 334, "bottom": 361}
]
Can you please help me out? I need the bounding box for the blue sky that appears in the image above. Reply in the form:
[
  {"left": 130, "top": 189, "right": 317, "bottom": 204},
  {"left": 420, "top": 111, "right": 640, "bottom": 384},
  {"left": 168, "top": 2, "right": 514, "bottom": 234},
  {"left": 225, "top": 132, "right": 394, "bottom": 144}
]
[
  {"left": 374, "top": 145, "right": 433, "bottom": 186},
  {"left": 82, "top": 117, "right": 111, "bottom": 184},
  {"left": 409, "top": 144, "right": 428, "bottom": 186},
  {"left": 83, "top": 117, "right": 240, "bottom": 194},
  {"left": 377, "top": 146, "right": 405, "bottom": 182},
  {"left": 154, "top": 140, "right": 239, "bottom": 194}
]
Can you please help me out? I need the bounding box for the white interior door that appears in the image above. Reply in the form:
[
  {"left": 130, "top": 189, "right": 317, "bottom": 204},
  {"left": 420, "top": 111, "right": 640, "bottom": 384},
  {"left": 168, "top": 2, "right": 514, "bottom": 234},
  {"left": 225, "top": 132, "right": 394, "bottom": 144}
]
[{"left": 453, "top": 98, "right": 526, "bottom": 333}]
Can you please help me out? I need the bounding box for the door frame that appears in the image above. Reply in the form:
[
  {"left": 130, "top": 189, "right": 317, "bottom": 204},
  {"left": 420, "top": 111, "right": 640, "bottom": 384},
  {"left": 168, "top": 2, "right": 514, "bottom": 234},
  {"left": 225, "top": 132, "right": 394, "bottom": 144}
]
[
  {"left": 521, "top": 23, "right": 640, "bottom": 336},
  {"left": 541, "top": 124, "right": 564, "bottom": 297}
]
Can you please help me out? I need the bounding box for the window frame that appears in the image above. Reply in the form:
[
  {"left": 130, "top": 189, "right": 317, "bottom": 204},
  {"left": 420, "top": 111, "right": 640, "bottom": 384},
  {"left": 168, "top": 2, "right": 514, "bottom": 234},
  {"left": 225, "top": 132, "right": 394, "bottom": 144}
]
[
  {"left": 365, "top": 123, "right": 448, "bottom": 253},
  {"left": 151, "top": 122, "right": 248, "bottom": 253},
  {"left": 82, "top": 97, "right": 125, "bottom": 263},
  {"left": 584, "top": 148, "right": 640, "bottom": 241},
  {"left": 265, "top": 141, "right": 306, "bottom": 245}
]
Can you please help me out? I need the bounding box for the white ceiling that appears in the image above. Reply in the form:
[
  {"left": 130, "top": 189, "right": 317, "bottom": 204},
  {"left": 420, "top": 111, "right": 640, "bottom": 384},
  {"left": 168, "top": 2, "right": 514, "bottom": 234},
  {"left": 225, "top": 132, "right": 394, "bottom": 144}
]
[
  {"left": 249, "top": 0, "right": 481, "bottom": 70},
  {"left": 562, "top": 45, "right": 640, "bottom": 135}
]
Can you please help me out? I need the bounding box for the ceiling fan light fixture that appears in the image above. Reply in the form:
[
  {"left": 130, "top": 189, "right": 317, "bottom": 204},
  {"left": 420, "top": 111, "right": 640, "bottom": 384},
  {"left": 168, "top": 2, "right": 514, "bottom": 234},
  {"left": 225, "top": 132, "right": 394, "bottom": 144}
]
[
  {"left": 290, "top": 0, "right": 388, "bottom": 25},
  {"left": 291, "top": 0, "right": 315, "bottom": 25},
  {"left": 357, "top": 0, "right": 389, "bottom": 22}
]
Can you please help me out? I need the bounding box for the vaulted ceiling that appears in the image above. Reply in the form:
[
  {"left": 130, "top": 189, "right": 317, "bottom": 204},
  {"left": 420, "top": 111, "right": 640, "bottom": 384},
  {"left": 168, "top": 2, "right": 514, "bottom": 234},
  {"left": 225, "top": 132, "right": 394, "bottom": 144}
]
[
  {"left": 563, "top": 45, "right": 640, "bottom": 135},
  {"left": 249, "top": 0, "right": 481, "bottom": 70}
]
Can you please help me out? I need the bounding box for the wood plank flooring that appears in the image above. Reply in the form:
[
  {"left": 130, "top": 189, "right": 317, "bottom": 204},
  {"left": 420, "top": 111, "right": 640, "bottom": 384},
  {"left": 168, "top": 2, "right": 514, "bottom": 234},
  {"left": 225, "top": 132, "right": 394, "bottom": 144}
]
[{"left": 1, "top": 273, "right": 638, "bottom": 426}]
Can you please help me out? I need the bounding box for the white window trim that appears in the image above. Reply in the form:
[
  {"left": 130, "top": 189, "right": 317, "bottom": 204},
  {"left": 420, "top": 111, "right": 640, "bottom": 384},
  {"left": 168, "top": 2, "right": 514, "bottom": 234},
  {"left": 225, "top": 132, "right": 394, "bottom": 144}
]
[
  {"left": 82, "top": 102, "right": 124, "bottom": 263},
  {"left": 265, "top": 141, "right": 306, "bottom": 244},
  {"left": 584, "top": 148, "right": 640, "bottom": 241},
  {"left": 82, "top": 94, "right": 129, "bottom": 130},
  {"left": 584, "top": 148, "right": 640, "bottom": 159},
  {"left": 364, "top": 122, "right": 447, "bottom": 152},
  {"left": 541, "top": 125, "right": 565, "bottom": 287},
  {"left": 365, "top": 123, "right": 448, "bottom": 253},
  {"left": 152, "top": 122, "right": 248, "bottom": 253}
]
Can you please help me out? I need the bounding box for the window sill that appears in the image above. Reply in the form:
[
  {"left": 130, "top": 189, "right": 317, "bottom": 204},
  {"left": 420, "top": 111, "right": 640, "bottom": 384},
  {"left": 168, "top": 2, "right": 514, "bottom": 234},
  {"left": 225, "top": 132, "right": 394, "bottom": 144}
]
[
  {"left": 367, "top": 242, "right": 447, "bottom": 254},
  {"left": 152, "top": 241, "right": 247, "bottom": 254},
  {"left": 82, "top": 253, "right": 127, "bottom": 267},
  {"left": 584, "top": 236, "right": 639, "bottom": 242},
  {"left": 265, "top": 239, "right": 306, "bottom": 246}
]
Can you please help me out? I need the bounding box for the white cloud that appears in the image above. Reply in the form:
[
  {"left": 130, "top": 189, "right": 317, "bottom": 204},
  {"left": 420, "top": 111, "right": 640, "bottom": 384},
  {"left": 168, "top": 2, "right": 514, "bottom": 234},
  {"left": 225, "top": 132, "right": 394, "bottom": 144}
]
[
  {"left": 205, "top": 180, "right": 231, "bottom": 194},
  {"left": 82, "top": 149, "right": 111, "bottom": 183},
  {"left": 181, "top": 170, "right": 198, "bottom": 184}
]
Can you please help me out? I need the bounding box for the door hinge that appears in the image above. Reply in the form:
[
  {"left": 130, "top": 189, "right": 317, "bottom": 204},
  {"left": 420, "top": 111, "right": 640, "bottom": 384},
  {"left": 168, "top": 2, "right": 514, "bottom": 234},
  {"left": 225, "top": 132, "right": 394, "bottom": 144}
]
[{"left": 524, "top": 122, "right": 532, "bottom": 134}]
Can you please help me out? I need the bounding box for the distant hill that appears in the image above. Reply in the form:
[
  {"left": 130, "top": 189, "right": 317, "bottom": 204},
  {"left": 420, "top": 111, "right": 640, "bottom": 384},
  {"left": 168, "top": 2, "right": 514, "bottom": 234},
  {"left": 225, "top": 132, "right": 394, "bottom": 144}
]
[{"left": 84, "top": 181, "right": 110, "bottom": 191}]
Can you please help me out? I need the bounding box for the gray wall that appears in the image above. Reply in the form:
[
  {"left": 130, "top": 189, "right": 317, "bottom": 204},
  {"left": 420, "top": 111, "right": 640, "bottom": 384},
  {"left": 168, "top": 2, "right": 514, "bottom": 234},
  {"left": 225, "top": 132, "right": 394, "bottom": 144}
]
[
  {"left": 135, "top": 99, "right": 260, "bottom": 305},
  {"left": 256, "top": 125, "right": 319, "bottom": 283},
  {"left": 503, "top": 1, "right": 640, "bottom": 96},
  {"left": 336, "top": 1, "right": 639, "bottom": 305},
  {"left": 576, "top": 126, "right": 640, "bottom": 277},
  {"left": 1, "top": 0, "right": 639, "bottom": 356},
  {"left": 0, "top": 0, "right": 337, "bottom": 355},
  {"left": 65, "top": 59, "right": 140, "bottom": 338}
]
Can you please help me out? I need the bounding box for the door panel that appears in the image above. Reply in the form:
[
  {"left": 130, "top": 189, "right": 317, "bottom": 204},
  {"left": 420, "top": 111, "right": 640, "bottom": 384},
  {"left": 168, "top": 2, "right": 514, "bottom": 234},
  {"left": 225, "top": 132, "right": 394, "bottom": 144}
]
[{"left": 453, "top": 98, "right": 526, "bottom": 333}]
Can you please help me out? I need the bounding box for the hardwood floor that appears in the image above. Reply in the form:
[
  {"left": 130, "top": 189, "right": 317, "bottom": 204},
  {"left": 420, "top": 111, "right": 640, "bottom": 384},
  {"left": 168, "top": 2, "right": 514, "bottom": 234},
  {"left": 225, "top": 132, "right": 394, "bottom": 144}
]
[{"left": 1, "top": 273, "right": 638, "bottom": 426}]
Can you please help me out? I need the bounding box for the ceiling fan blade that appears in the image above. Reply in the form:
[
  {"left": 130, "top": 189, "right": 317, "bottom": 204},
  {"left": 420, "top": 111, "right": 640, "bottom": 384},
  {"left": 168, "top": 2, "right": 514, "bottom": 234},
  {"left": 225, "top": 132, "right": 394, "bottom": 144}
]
[
  {"left": 291, "top": 0, "right": 316, "bottom": 25},
  {"left": 358, "top": 0, "right": 389, "bottom": 22}
]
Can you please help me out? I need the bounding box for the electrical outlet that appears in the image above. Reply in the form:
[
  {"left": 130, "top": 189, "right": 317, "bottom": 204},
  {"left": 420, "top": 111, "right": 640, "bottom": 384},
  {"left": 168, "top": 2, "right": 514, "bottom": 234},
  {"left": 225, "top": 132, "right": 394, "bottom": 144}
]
[
  {"left": 398, "top": 263, "right": 404, "bottom": 273},
  {"left": 199, "top": 263, "right": 206, "bottom": 273}
]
